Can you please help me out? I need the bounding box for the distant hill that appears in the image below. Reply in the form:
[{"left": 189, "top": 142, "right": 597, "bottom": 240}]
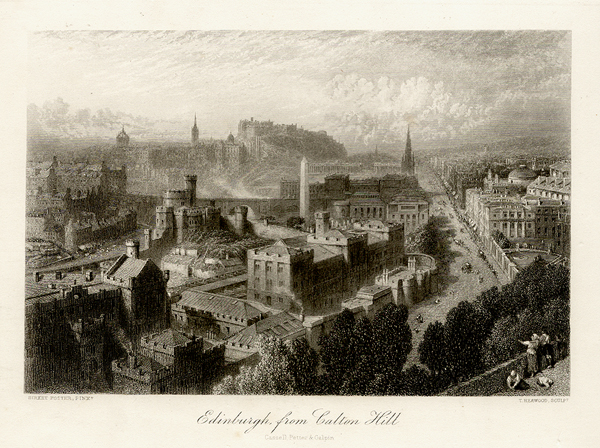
[
  {"left": 237, "top": 119, "right": 346, "bottom": 162},
  {"left": 425, "top": 134, "right": 570, "bottom": 159},
  {"left": 260, "top": 130, "right": 346, "bottom": 161}
]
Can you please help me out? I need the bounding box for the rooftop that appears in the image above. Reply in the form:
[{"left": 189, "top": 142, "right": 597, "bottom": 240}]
[
  {"left": 143, "top": 328, "right": 193, "bottom": 348},
  {"left": 226, "top": 311, "right": 304, "bottom": 348},
  {"left": 177, "top": 290, "right": 262, "bottom": 321},
  {"left": 106, "top": 255, "right": 150, "bottom": 281},
  {"left": 25, "top": 270, "right": 118, "bottom": 302}
]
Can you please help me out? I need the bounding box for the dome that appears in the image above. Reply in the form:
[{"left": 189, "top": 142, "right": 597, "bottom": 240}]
[
  {"left": 508, "top": 165, "right": 537, "bottom": 181},
  {"left": 116, "top": 126, "right": 130, "bottom": 147}
]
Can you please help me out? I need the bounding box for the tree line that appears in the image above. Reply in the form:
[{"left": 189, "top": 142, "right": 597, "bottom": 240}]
[{"left": 213, "top": 258, "right": 569, "bottom": 395}]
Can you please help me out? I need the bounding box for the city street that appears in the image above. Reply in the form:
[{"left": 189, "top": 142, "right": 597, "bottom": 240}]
[{"left": 405, "top": 164, "right": 507, "bottom": 367}]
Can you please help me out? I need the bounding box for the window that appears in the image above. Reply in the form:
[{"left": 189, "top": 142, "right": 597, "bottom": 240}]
[
  {"left": 254, "top": 261, "right": 260, "bottom": 271},
  {"left": 266, "top": 296, "right": 272, "bottom": 305},
  {"left": 277, "top": 263, "right": 284, "bottom": 274},
  {"left": 278, "top": 297, "right": 283, "bottom": 303},
  {"left": 266, "top": 262, "right": 273, "bottom": 272},
  {"left": 266, "top": 279, "right": 273, "bottom": 291}
]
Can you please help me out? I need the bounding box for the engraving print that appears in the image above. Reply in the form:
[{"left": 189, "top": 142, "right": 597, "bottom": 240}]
[{"left": 25, "top": 31, "right": 570, "bottom": 396}]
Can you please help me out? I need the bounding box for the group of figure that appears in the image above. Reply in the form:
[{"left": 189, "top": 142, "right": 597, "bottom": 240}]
[
  {"left": 520, "top": 333, "right": 555, "bottom": 376},
  {"left": 506, "top": 332, "right": 559, "bottom": 391}
]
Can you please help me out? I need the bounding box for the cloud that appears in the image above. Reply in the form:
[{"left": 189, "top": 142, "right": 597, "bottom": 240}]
[
  {"left": 28, "top": 31, "right": 571, "bottom": 150},
  {"left": 28, "top": 98, "right": 186, "bottom": 141}
]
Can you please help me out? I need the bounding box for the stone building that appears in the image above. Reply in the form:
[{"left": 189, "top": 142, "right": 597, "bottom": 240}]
[
  {"left": 103, "top": 240, "right": 169, "bottom": 340},
  {"left": 374, "top": 254, "right": 438, "bottom": 307},
  {"left": 386, "top": 190, "right": 430, "bottom": 234},
  {"left": 56, "top": 160, "right": 127, "bottom": 197},
  {"left": 171, "top": 290, "right": 265, "bottom": 340},
  {"left": 153, "top": 175, "right": 221, "bottom": 243},
  {"left": 247, "top": 211, "right": 404, "bottom": 315},
  {"left": 25, "top": 270, "right": 122, "bottom": 392},
  {"left": 64, "top": 209, "right": 137, "bottom": 251},
  {"left": 161, "top": 244, "right": 244, "bottom": 280},
  {"left": 341, "top": 285, "right": 394, "bottom": 320},
  {"left": 111, "top": 329, "right": 225, "bottom": 394},
  {"left": 26, "top": 157, "right": 58, "bottom": 195},
  {"left": 507, "top": 165, "right": 538, "bottom": 187},
  {"left": 527, "top": 176, "right": 571, "bottom": 202},
  {"left": 223, "top": 311, "right": 306, "bottom": 364},
  {"left": 549, "top": 160, "right": 571, "bottom": 178}
]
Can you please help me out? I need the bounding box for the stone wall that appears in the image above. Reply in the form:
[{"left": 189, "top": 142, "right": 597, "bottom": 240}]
[{"left": 440, "top": 354, "right": 527, "bottom": 396}]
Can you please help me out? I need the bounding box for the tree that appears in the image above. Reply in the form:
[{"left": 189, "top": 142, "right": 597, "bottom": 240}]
[
  {"left": 371, "top": 303, "right": 412, "bottom": 376},
  {"left": 419, "top": 321, "right": 447, "bottom": 376},
  {"left": 213, "top": 335, "right": 296, "bottom": 395},
  {"left": 390, "top": 365, "right": 433, "bottom": 396},
  {"left": 339, "top": 317, "right": 375, "bottom": 395},
  {"left": 288, "top": 338, "right": 319, "bottom": 395},
  {"left": 443, "top": 301, "right": 492, "bottom": 382},
  {"left": 482, "top": 315, "right": 520, "bottom": 369},
  {"left": 318, "top": 309, "right": 356, "bottom": 394}
]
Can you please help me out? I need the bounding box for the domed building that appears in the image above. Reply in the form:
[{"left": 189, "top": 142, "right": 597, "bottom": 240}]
[
  {"left": 116, "top": 126, "right": 130, "bottom": 148},
  {"left": 508, "top": 165, "right": 537, "bottom": 186}
]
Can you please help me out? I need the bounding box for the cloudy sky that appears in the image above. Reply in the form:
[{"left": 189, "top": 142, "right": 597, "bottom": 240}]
[{"left": 28, "top": 30, "right": 570, "bottom": 151}]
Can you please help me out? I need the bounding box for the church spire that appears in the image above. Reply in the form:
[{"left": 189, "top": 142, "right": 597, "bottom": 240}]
[
  {"left": 401, "top": 124, "right": 414, "bottom": 176},
  {"left": 405, "top": 125, "right": 412, "bottom": 158},
  {"left": 191, "top": 113, "right": 199, "bottom": 145}
]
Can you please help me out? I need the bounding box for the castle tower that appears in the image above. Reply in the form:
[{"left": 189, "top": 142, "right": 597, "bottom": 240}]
[
  {"left": 315, "top": 211, "right": 331, "bottom": 236},
  {"left": 191, "top": 114, "right": 199, "bottom": 145},
  {"left": 300, "top": 157, "right": 310, "bottom": 221},
  {"left": 184, "top": 174, "right": 197, "bottom": 207},
  {"left": 125, "top": 240, "right": 140, "bottom": 259},
  {"left": 401, "top": 125, "right": 414, "bottom": 176},
  {"left": 72, "top": 315, "right": 108, "bottom": 390}
]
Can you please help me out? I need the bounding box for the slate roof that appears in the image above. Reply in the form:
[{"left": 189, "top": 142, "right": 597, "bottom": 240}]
[
  {"left": 178, "top": 290, "right": 262, "bottom": 321},
  {"left": 107, "top": 256, "right": 149, "bottom": 280},
  {"left": 259, "top": 239, "right": 305, "bottom": 257},
  {"left": 528, "top": 176, "right": 571, "bottom": 194},
  {"left": 144, "top": 328, "right": 191, "bottom": 348},
  {"left": 25, "top": 271, "right": 117, "bottom": 302},
  {"left": 226, "top": 311, "right": 304, "bottom": 348},
  {"left": 550, "top": 160, "right": 570, "bottom": 172}
]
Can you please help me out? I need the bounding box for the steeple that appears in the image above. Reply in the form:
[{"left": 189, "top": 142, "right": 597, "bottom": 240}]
[
  {"left": 191, "top": 114, "right": 199, "bottom": 145},
  {"left": 405, "top": 125, "right": 412, "bottom": 160},
  {"left": 401, "top": 125, "right": 414, "bottom": 176}
]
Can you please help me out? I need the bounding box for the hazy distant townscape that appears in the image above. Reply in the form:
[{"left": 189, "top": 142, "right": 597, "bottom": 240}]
[{"left": 25, "top": 30, "right": 570, "bottom": 396}]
